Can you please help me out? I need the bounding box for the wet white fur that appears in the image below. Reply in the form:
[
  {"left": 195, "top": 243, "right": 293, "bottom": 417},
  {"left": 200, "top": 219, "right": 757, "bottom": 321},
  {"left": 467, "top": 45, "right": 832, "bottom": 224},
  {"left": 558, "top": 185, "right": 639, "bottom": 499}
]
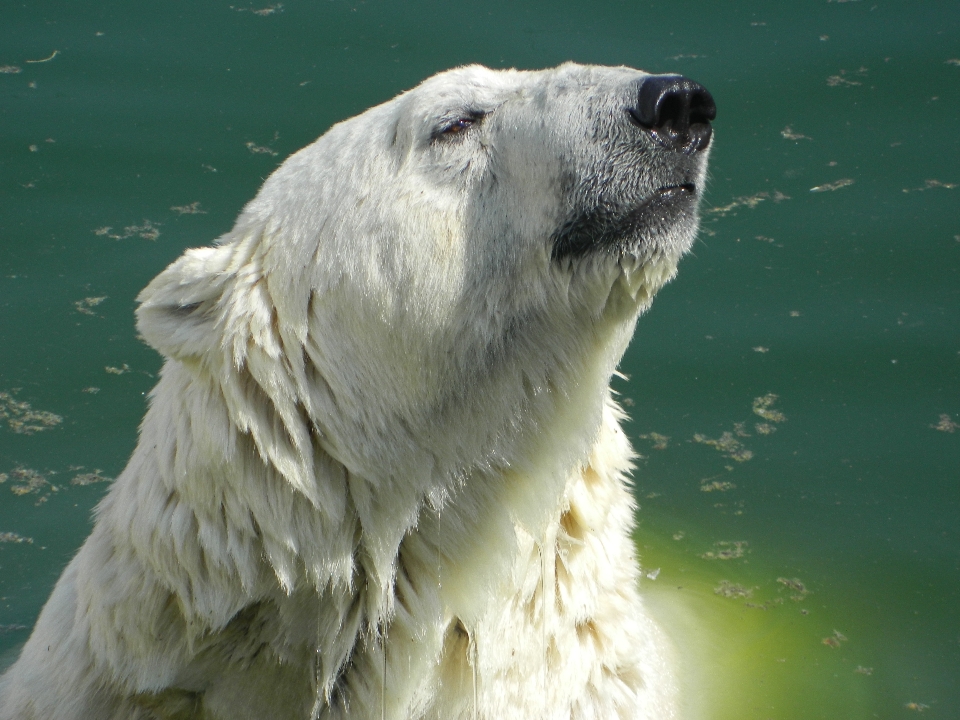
[{"left": 0, "top": 63, "right": 707, "bottom": 719}]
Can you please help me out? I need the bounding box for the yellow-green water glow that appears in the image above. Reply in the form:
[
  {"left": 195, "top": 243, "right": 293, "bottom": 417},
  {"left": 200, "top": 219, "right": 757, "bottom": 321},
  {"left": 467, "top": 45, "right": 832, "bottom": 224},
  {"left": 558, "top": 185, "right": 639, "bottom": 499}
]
[{"left": 638, "top": 528, "right": 873, "bottom": 719}]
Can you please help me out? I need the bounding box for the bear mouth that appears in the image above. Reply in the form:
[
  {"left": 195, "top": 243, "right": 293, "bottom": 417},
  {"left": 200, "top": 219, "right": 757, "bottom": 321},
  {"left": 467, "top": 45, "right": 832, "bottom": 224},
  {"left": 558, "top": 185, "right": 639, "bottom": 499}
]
[{"left": 551, "top": 183, "right": 699, "bottom": 262}]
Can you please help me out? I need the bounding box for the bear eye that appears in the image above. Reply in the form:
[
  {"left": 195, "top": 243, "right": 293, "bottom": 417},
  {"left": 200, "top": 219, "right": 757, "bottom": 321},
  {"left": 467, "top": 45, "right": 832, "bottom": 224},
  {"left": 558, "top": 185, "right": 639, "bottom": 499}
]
[
  {"left": 444, "top": 118, "right": 475, "bottom": 135},
  {"left": 433, "top": 110, "right": 486, "bottom": 141}
]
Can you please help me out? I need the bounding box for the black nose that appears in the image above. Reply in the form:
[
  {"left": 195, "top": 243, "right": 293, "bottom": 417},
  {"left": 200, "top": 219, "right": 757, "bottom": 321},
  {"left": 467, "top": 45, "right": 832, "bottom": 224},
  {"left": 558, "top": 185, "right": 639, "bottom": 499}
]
[{"left": 629, "top": 75, "right": 716, "bottom": 153}]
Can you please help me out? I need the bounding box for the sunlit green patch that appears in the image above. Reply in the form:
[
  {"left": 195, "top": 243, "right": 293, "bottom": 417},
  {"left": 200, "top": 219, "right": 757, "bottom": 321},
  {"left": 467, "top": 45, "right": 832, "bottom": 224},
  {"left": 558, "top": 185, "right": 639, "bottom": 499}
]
[{"left": 635, "top": 527, "right": 875, "bottom": 720}]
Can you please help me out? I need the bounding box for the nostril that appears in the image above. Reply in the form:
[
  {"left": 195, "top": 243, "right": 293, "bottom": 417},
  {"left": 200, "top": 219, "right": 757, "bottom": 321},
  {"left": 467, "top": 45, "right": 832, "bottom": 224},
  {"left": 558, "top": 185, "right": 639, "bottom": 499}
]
[
  {"left": 629, "top": 75, "right": 716, "bottom": 153},
  {"left": 657, "top": 93, "right": 689, "bottom": 132}
]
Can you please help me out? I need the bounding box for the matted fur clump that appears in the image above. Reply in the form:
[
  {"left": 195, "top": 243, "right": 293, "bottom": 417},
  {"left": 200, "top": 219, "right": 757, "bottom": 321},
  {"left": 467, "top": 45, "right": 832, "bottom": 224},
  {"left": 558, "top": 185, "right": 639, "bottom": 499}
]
[{"left": 0, "top": 63, "right": 714, "bottom": 719}]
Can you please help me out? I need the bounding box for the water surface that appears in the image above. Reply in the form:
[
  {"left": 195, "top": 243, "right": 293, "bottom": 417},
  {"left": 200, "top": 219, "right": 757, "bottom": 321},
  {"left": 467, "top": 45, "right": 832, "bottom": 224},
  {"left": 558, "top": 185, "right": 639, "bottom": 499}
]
[{"left": 1, "top": 1, "right": 958, "bottom": 717}]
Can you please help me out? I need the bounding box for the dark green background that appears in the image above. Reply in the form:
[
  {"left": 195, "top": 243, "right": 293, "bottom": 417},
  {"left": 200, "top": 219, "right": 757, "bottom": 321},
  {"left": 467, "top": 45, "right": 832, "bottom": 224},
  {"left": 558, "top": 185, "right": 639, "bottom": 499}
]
[{"left": 1, "top": 1, "right": 958, "bottom": 717}]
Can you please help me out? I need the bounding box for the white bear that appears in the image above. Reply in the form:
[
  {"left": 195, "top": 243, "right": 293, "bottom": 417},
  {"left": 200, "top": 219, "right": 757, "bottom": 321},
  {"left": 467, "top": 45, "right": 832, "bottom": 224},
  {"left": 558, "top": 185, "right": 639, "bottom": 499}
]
[{"left": 0, "top": 63, "right": 714, "bottom": 719}]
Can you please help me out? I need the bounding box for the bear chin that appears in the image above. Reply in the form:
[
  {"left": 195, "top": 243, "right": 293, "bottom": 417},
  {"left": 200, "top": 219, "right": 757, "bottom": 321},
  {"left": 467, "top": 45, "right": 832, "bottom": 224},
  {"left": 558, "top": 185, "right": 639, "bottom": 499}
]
[{"left": 552, "top": 183, "right": 702, "bottom": 263}]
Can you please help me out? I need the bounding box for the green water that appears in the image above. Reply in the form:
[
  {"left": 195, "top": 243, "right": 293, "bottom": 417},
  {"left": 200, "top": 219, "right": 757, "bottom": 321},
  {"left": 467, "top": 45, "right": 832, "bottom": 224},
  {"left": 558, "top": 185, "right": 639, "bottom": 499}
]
[{"left": 1, "top": 1, "right": 957, "bottom": 717}]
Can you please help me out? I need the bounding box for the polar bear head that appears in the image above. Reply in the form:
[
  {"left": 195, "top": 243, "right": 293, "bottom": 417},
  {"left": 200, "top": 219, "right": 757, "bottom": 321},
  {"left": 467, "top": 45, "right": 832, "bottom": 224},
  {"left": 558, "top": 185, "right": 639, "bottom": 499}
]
[{"left": 136, "top": 63, "right": 714, "bottom": 548}]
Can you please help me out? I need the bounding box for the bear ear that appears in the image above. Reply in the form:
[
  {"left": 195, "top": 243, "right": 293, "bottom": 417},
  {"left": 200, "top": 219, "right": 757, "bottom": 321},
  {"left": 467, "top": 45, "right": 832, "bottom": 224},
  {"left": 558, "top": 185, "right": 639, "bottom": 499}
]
[{"left": 136, "top": 246, "right": 232, "bottom": 361}]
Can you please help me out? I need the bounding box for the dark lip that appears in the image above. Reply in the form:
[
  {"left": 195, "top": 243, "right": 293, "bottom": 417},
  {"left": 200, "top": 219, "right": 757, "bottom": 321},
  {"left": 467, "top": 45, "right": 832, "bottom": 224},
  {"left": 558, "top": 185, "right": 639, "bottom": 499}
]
[
  {"left": 618, "top": 183, "right": 698, "bottom": 226},
  {"left": 652, "top": 183, "right": 697, "bottom": 201},
  {"left": 551, "top": 182, "right": 699, "bottom": 261}
]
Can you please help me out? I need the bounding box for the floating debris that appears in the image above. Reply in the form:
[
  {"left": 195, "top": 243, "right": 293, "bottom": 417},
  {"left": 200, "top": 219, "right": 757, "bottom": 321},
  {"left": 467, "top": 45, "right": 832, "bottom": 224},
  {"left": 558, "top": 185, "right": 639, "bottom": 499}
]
[
  {"left": 170, "top": 201, "right": 207, "bottom": 215},
  {"left": 645, "top": 568, "right": 660, "bottom": 580},
  {"left": 6, "top": 467, "right": 48, "bottom": 496},
  {"left": 931, "top": 414, "right": 958, "bottom": 433},
  {"left": 821, "top": 629, "right": 848, "bottom": 648},
  {"left": 789, "top": 310, "right": 802, "bottom": 317},
  {"left": 777, "top": 577, "right": 810, "bottom": 601},
  {"left": 752, "top": 346, "right": 769, "bottom": 353},
  {"left": 903, "top": 178, "right": 958, "bottom": 193},
  {"left": 826, "top": 67, "right": 867, "bottom": 86},
  {"left": 948, "top": 59, "right": 960, "bottom": 66},
  {"left": 905, "top": 702, "right": 930, "bottom": 712},
  {"left": 70, "top": 470, "right": 113, "bottom": 485},
  {"left": 70, "top": 470, "right": 112, "bottom": 486},
  {"left": 672, "top": 531, "right": 685, "bottom": 541},
  {"left": 744, "top": 598, "right": 785, "bottom": 610},
  {"left": 810, "top": 178, "right": 855, "bottom": 192},
  {"left": 708, "top": 192, "right": 771, "bottom": 216},
  {"left": 722, "top": 191, "right": 788, "bottom": 215},
  {"left": 105, "top": 364, "right": 131, "bottom": 375},
  {"left": 82, "top": 387, "right": 101, "bottom": 394},
  {"left": 754, "top": 422, "right": 777, "bottom": 435},
  {"left": 781, "top": 126, "right": 811, "bottom": 141},
  {"left": 701, "top": 540, "right": 748, "bottom": 560},
  {"left": 700, "top": 480, "right": 736, "bottom": 493},
  {"left": 854, "top": 666, "right": 873, "bottom": 675},
  {"left": 755, "top": 235, "right": 775, "bottom": 243},
  {"left": 94, "top": 220, "right": 161, "bottom": 241},
  {"left": 0, "top": 65, "right": 23, "bottom": 74},
  {"left": 826, "top": 75, "right": 861, "bottom": 87},
  {"left": 231, "top": 3, "right": 284, "bottom": 14},
  {"left": 639, "top": 432, "right": 670, "bottom": 450},
  {"left": 25, "top": 50, "right": 59, "bottom": 64},
  {"left": 0, "top": 466, "right": 61, "bottom": 505},
  {"left": 0, "top": 391, "right": 63, "bottom": 434},
  {"left": 714, "top": 580, "right": 752, "bottom": 599},
  {"left": 752, "top": 393, "right": 786, "bottom": 423},
  {"left": 74, "top": 296, "right": 107, "bottom": 316},
  {"left": 694, "top": 432, "right": 753, "bottom": 462},
  {"left": 0, "top": 624, "right": 29, "bottom": 634},
  {"left": 0, "top": 531, "right": 33, "bottom": 544},
  {"left": 246, "top": 141, "right": 279, "bottom": 156}
]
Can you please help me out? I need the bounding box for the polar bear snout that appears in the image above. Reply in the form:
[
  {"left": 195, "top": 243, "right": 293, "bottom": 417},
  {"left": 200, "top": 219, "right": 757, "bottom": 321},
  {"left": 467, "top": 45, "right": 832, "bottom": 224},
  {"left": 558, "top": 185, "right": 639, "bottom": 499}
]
[{"left": 628, "top": 74, "right": 716, "bottom": 154}]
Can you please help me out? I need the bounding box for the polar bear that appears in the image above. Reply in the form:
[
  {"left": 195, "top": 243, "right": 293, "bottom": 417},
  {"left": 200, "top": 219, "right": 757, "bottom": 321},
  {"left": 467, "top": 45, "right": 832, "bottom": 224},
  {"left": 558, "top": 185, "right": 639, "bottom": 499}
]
[{"left": 0, "top": 63, "right": 714, "bottom": 719}]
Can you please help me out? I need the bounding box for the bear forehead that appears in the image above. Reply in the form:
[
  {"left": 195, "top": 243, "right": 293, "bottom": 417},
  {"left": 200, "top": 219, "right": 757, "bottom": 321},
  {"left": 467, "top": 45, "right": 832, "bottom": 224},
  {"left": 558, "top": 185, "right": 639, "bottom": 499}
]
[{"left": 398, "top": 63, "right": 653, "bottom": 120}]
